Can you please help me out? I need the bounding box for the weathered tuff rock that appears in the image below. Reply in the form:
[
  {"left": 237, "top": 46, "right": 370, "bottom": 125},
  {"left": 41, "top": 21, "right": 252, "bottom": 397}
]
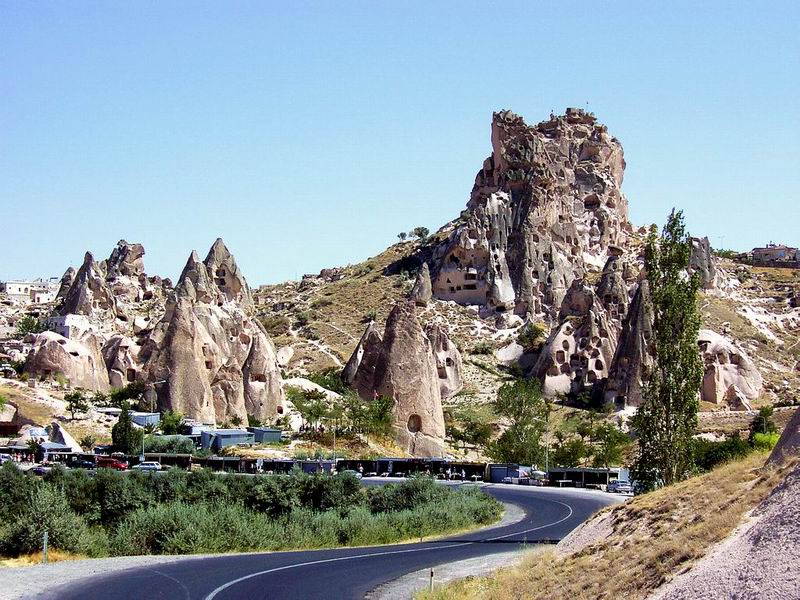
[
  {"left": 689, "top": 236, "right": 718, "bottom": 290},
  {"left": 55, "top": 267, "right": 76, "bottom": 302},
  {"left": 140, "top": 240, "right": 282, "bottom": 424},
  {"left": 59, "top": 252, "right": 117, "bottom": 317},
  {"left": 346, "top": 302, "right": 450, "bottom": 457},
  {"left": 604, "top": 280, "right": 654, "bottom": 407},
  {"left": 425, "top": 323, "right": 463, "bottom": 399},
  {"left": 26, "top": 330, "right": 110, "bottom": 391},
  {"left": 106, "top": 240, "right": 146, "bottom": 279},
  {"left": 409, "top": 263, "right": 433, "bottom": 306},
  {"left": 430, "top": 108, "right": 630, "bottom": 318},
  {"left": 768, "top": 405, "right": 800, "bottom": 465},
  {"left": 698, "top": 329, "right": 763, "bottom": 407},
  {"left": 101, "top": 335, "right": 142, "bottom": 389},
  {"left": 533, "top": 262, "right": 621, "bottom": 397}
]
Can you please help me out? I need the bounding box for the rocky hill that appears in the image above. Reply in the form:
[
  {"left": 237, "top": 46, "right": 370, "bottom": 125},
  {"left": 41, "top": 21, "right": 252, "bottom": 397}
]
[{"left": 9, "top": 108, "right": 799, "bottom": 456}]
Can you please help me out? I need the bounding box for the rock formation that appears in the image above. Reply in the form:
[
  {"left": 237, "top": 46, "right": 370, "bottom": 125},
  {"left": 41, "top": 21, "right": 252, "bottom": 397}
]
[
  {"left": 689, "top": 236, "right": 718, "bottom": 290},
  {"left": 768, "top": 405, "right": 800, "bottom": 465},
  {"left": 26, "top": 330, "right": 110, "bottom": 391},
  {"left": 430, "top": 108, "right": 630, "bottom": 318},
  {"left": 106, "top": 240, "right": 146, "bottom": 279},
  {"left": 426, "top": 323, "right": 462, "bottom": 399},
  {"left": 55, "top": 267, "right": 76, "bottom": 302},
  {"left": 101, "top": 335, "right": 142, "bottom": 389},
  {"left": 345, "top": 302, "right": 450, "bottom": 456},
  {"left": 604, "top": 280, "right": 654, "bottom": 407},
  {"left": 59, "top": 252, "right": 117, "bottom": 317},
  {"left": 409, "top": 263, "right": 433, "bottom": 306},
  {"left": 698, "top": 329, "right": 763, "bottom": 407},
  {"left": 139, "top": 239, "right": 283, "bottom": 424}
]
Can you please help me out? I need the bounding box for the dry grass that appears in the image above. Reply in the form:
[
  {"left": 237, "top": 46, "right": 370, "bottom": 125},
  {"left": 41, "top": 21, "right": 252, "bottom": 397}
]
[
  {"left": 0, "top": 549, "right": 85, "bottom": 568},
  {"left": 421, "top": 452, "right": 797, "bottom": 600},
  {"left": 0, "top": 383, "right": 57, "bottom": 426}
]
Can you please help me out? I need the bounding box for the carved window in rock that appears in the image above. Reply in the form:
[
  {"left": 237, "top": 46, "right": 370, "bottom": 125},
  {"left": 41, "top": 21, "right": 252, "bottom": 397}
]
[
  {"left": 407, "top": 414, "right": 422, "bottom": 433},
  {"left": 126, "top": 368, "right": 136, "bottom": 382}
]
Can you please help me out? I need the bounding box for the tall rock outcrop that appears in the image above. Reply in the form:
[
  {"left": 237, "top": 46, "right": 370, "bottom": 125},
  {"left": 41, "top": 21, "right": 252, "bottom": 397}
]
[
  {"left": 604, "top": 280, "right": 654, "bottom": 407},
  {"left": 59, "top": 252, "right": 116, "bottom": 317},
  {"left": 430, "top": 108, "right": 630, "bottom": 318},
  {"left": 140, "top": 239, "right": 283, "bottom": 425},
  {"left": 55, "top": 267, "right": 76, "bottom": 302},
  {"left": 345, "top": 302, "right": 450, "bottom": 457},
  {"left": 426, "top": 323, "right": 463, "bottom": 399},
  {"left": 409, "top": 263, "right": 433, "bottom": 306},
  {"left": 689, "top": 236, "right": 718, "bottom": 290}
]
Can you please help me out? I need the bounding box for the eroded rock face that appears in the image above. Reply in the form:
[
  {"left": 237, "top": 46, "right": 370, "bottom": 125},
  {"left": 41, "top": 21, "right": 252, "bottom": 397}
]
[
  {"left": 425, "top": 323, "right": 463, "bottom": 399},
  {"left": 341, "top": 321, "right": 381, "bottom": 390},
  {"left": 26, "top": 331, "right": 110, "bottom": 391},
  {"left": 55, "top": 267, "right": 76, "bottom": 302},
  {"left": 768, "top": 405, "right": 800, "bottom": 465},
  {"left": 698, "top": 329, "right": 763, "bottom": 406},
  {"left": 430, "top": 108, "right": 630, "bottom": 318},
  {"left": 409, "top": 263, "right": 433, "bottom": 306},
  {"left": 59, "top": 252, "right": 116, "bottom": 317},
  {"left": 345, "top": 302, "right": 447, "bottom": 457},
  {"left": 690, "top": 237, "right": 718, "bottom": 290},
  {"left": 140, "top": 240, "right": 283, "bottom": 425},
  {"left": 533, "top": 276, "right": 619, "bottom": 397},
  {"left": 101, "top": 335, "right": 142, "bottom": 389},
  {"left": 106, "top": 240, "right": 146, "bottom": 279},
  {"left": 604, "top": 280, "right": 654, "bottom": 407}
]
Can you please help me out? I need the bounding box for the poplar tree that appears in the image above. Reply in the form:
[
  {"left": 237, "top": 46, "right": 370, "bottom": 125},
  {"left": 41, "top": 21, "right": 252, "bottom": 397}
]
[{"left": 631, "top": 210, "right": 703, "bottom": 488}]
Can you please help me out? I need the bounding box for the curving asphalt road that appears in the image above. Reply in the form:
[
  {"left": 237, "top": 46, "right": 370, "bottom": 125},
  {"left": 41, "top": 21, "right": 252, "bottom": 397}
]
[{"left": 45, "top": 482, "right": 620, "bottom": 600}]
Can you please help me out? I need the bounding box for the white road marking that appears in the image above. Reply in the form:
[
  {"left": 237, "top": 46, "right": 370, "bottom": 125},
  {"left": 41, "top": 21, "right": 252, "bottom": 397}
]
[{"left": 203, "top": 496, "right": 574, "bottom": 600}]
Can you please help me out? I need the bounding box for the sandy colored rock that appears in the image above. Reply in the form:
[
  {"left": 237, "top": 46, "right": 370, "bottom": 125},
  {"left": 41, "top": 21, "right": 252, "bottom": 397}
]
[
  {"left": 25, "top": 331, "right": 110, "bottom": 392},
  {"left": 430, "top": 108, "right": 630, "bottom": 318},
  {"left": 768, "top": 405, "right": 800, "bottom": 465},
  {"left": 698, "top": 329, "right": 762, "bottom": 405},
  {"left": 345, "top": 302, "right": 446, "bottom": 457},
  {"left": 426, "top": 323, "right": 463, "bottom": 399},
  {"left": 409, "top": 262, "right": 433, "bottom": 306}
]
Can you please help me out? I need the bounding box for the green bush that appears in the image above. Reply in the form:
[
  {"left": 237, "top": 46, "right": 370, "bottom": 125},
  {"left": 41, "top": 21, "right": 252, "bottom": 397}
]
[
  {"left": 0, "top": 486, "right": 92, "bottom": 556},
  {"left": 692, "top": 436, "right": 753, "bottom": 472},
  {"left": 470, "top": 341, "right": 494, "bottom": 355},
  {"left": 144, "top": 435, "right": 194, "bottom": 454},
  {"left": 751, "top": 432, "right": 780, "bottom": 451},
  {"left": 260, "top": 314, "right": 292, "bottom": 337}
]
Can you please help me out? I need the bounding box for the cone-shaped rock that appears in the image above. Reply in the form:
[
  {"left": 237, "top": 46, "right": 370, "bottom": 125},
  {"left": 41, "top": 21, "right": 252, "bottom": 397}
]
[{"left": 409, "top": 263, "right": 433, "bottom": 306}]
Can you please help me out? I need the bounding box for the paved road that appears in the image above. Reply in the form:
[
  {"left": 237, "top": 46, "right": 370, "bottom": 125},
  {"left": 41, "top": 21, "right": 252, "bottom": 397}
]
[{"left": 47, "top": 483, "right": 620, "bottom": 600}]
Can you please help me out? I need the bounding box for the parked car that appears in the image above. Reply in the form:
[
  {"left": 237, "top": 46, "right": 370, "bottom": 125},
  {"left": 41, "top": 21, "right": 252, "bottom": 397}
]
[
  {"left": 28, "top": 465, "right": 51, "bottom": 476},
  {"left": 608, "top": 480, "right": 633, "bottom": 494},
  {"left": 131, "top": 461, "right": 162, "bottom": 472},
  {"left": 97, "top": 457, "right": 128, "bottom": 471},
  {"left": 71, "top": 459, "right": 96, "bottom": 470},
  {"left": 0, "top": 453, "right": 12, "bottom": 465},
  {"left": 339, "top": 469, "right": 363, "bottom": 479}
]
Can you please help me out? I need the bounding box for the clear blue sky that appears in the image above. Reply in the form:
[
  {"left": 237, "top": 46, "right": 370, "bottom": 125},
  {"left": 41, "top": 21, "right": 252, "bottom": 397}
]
[{"left": 2, "top": 2, "right": 798, "bottom": 285}]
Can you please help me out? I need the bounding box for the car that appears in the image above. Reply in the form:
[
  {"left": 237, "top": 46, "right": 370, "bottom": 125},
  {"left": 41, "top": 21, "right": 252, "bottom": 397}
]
[
  {"left": 71, "top": 459, "right": 96, "bottom": 470},
  {"left": 28, "top": 465, "right": 51, "bottom": 476},
  {"left": 0, "top": 453, "right": 12, "bottom": 465},
  {"left": 132, "top": 461, "right": 162, "bottom": 472},
  {"left": 608, "top": 480, "right": 633, "bottom": 494},
  {"left": 97, "top": 457, "right": 128, "bottom": 471},
  {"left": 339, "top": 469, "right": 363, "bottom": 479}
]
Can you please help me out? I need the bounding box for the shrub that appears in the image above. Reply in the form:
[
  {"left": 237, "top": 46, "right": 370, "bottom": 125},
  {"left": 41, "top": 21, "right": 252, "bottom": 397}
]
[
  {"left": 260, "top": 314, "right": 291, "bottom": 337},
  {"left": 751, "top": 432, "right": 780, "bottom": 451},
  {"left": 0, "top": 486, "right": 91, "bottom": 556},
  {"left": 144, "top": 435, "right": 194, "bottom": 454},
  {"left": 470, "top": 340, "right": 494, "bottom": 355},
  {"left": 692, "top": 436, "right": 753, "bottom": 472},
  {"left": 517, "top": 323, "right": 547, "bottom": 351}
]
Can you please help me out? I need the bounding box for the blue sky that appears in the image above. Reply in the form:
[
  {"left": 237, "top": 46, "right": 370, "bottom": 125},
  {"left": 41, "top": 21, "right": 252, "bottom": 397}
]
[{"left": 2, "top": 2, "right": 798, "bottom": 285}]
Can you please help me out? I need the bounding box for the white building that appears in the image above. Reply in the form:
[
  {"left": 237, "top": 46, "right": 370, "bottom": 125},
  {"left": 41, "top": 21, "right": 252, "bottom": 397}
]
[
  {"left": 0, "top": 278, "right": 59, "bottom": 305},
  {"left": 47, "top": 314, "right": 93, "bottom": 339}
]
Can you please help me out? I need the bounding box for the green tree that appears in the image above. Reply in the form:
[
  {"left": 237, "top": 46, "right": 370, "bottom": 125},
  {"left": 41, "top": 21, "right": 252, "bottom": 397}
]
[
  {"left": 631, "top": 210, "right": 703, "bottom": 489},
  {"left": 488, "top": 378, "right": 549, "bottom": 466},
  {"left": 79, "top": 434, "right": 96, "bottom": 450},
  {"left": 229, "top": 414, "right": 243, "bottom": 428},
  {"left": 0, "top": 392, "right": 6, "bottom": 411},
  {"left": 592, "top": 423, "right": 629, "bottom": 468},
  {"left": 65, "top": 390, "right": 89, "bottom": 420},
  {"left": 749, "top": 406, "right": 777, "bottom": 438},
  {"left": 397, "top": 232, "right": 408, "bottom": 242},
  {"left": 111, "top": 403, "right": 143, "bottom": 455},
  {"left": 160, "top": 410, "right": 183, "bottom": 435},
  {"left": 109, "top": 381, "right": 147, "bottom": 410},
  {"left": 15, "top": 315, "right": 46, "bottom": 339},
  {"left": 552, "top": 437, "right": 589, "bottom": 467},
  {"left": 409, "top": 226, "right": 430, "bottom": 241}
]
